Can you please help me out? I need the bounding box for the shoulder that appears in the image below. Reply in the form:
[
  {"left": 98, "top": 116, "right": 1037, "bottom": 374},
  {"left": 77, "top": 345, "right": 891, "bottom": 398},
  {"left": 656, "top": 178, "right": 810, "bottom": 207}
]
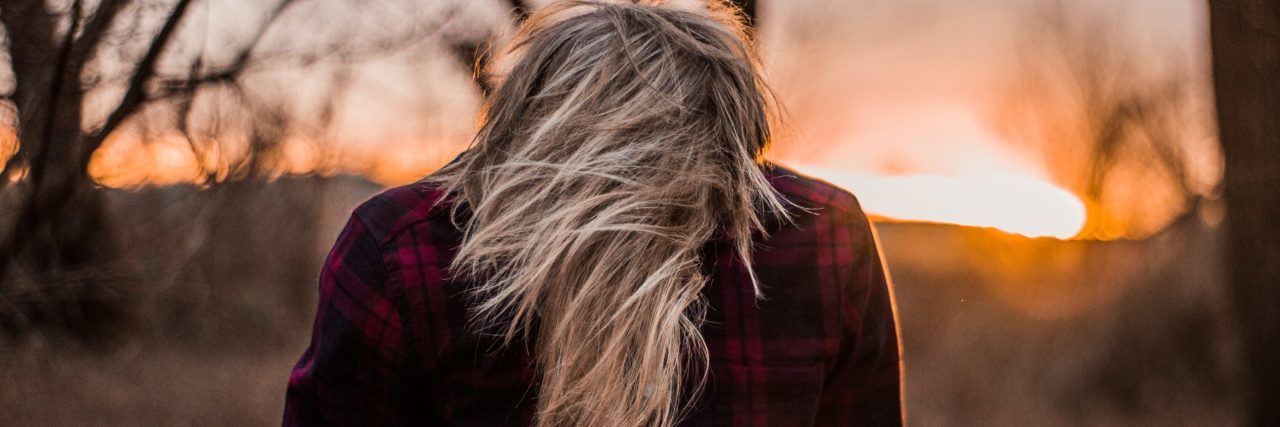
[
  {"left": 347, "top": 180, "right": 458, "bottom": 249},
  {"left": 764, "top": 162, "right": 870, "bottom": 225}
]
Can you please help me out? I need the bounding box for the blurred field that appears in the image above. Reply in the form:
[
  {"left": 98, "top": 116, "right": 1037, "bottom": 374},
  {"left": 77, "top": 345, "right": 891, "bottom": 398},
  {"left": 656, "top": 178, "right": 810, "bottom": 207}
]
[
  {"left": 0, "top": 176, "right": 379, "bottom": 425},
  {"left": 0, "top": 177, "right": 1241, "bottom": 426},
  {"left": 880, "top": 218, "right": 1241, "bottom": 425}
]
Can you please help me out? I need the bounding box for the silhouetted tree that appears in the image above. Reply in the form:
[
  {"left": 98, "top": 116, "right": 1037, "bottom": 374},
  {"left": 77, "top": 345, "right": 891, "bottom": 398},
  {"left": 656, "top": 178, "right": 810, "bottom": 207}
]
[
  {"left": 1209, "top": 0, "right": 1280, "bottom": 423},
  {"left": 0, "top": 0, "right": 211, "bottom": 339},
  {"left": 0, "top": 0, "right": 472, "bottom": 340}
]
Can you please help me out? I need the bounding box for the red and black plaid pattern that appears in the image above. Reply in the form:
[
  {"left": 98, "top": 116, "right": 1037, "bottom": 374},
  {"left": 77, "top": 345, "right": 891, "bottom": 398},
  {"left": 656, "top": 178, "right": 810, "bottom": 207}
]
[{"left": 284, "top": 164, "right": 902, "bottom": 426}]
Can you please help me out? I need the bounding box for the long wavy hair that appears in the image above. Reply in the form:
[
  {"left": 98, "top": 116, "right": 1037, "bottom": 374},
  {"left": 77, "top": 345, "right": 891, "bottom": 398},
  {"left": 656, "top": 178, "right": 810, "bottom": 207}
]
[{"left": 428, "top": 1, "right": 789, "bottom": 425}]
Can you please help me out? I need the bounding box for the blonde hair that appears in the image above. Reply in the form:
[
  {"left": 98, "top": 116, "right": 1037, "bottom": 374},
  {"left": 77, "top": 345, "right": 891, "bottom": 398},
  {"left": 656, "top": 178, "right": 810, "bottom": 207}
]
[{"left": 429, "top": 1, "right": 789, "bottom": 425}]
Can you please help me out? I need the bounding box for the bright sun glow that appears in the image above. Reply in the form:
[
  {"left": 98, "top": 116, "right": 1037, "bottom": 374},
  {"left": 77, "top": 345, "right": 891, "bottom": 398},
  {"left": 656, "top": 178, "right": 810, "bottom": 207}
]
[{"left": 789, "top": 165, "right": 1088, "bottom": 239}]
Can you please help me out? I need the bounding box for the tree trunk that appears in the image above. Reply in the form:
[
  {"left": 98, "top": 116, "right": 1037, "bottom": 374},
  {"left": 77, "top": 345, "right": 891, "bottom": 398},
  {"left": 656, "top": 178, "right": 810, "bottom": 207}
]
[
  {"left": 0, "top": 0, "right": 130, "bottom": 343},
  {"left": 1208, "top": 0, "right": 1280, "bottom": 424}
]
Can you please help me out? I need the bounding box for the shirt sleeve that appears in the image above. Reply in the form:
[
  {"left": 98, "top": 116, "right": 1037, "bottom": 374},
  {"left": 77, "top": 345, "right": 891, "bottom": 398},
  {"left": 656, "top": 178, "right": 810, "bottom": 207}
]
[
  {"left": 817, "top": 209, "right": 904, "bottom": 425},
  {"left": 284, "top": 213, "right": 408, "bottom": 426}
]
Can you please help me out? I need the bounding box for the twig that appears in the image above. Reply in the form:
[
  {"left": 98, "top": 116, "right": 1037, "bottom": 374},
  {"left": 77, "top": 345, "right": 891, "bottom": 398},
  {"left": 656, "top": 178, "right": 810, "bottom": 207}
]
[{"left": 85, "top": 0, "right": 197, "bottom": 166}]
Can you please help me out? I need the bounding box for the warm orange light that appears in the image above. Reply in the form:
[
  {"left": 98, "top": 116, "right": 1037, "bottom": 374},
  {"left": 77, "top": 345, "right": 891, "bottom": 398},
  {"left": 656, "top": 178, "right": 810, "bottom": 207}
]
[
  {"left": 82, "top": 130, "right": 465, "bottom": 189},
  {"left": 89, "top": 132, "right": 205, "bottom": 188},
  {"left": 73, "top": 121, "right": 1087, "bottom": 240},
  {"left": 789, "top": 165, "right": 1087, "bottom": 239}
]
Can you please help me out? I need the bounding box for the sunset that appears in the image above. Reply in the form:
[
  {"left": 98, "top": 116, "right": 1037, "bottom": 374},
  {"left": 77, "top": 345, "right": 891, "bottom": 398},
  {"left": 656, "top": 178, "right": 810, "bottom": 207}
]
[
  {"left": 791, "top": 166, "right": 1087, "bottom": 239},
  {"left": 84, "top": 127, "right": 1093, "bottom": 239},
  {"left": 2, "top": 0, "right": 1276, "bottom": 425}
]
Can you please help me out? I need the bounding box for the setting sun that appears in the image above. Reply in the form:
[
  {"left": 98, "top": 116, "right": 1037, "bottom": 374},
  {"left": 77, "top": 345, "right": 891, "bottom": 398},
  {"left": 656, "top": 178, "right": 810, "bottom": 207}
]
[{"left": 789, "top": 165, "right": 1087, "bottom": 239}]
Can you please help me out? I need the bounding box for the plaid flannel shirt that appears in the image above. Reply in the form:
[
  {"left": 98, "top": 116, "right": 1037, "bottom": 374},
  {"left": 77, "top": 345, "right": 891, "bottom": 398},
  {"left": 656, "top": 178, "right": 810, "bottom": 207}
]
[{"left": 284, "top": 164, "right": 902, "bottom": 426}]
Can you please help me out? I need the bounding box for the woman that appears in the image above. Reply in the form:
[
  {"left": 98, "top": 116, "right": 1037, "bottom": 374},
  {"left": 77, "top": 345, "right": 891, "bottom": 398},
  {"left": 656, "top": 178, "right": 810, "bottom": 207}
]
[{"left": 284, "top": 1, "right": 901, "bottom": 425}]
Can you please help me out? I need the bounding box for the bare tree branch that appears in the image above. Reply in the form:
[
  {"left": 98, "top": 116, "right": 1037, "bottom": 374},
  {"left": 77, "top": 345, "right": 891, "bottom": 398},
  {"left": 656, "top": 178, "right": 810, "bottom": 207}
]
[
  {"left": 67, "top": 0, "right": 130, "bottom": 66},
  {"left": 146, "top": 0, "right": 451, "bottom": 105},
  {"left": 220, "top": 0, "right": 299, "bottom": 80},
  {"left": 85, "top": 0, "right": 196, "bottom": 164},
  {"left": 67, "top": 0, "right": 321, "bottom": 106}
]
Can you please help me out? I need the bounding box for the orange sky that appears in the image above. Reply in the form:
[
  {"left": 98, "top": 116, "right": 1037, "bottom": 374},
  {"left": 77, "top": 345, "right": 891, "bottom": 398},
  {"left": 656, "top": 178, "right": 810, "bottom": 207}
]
[{"left": 9, "top": 0, "right": 1216, "bottom": 240}]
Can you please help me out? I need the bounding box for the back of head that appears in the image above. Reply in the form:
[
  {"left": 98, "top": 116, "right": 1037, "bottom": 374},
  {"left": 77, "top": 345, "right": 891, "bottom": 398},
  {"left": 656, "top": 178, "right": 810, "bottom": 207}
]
[{"left": 429, "top": 1, "right": 788, "bottom": 425}]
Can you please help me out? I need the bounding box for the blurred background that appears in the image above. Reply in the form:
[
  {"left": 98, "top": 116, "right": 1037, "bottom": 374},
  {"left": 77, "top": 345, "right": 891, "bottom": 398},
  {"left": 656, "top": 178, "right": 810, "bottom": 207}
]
[{"left": 1, "top": 0, "right": 1276, "bottom": 424}]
